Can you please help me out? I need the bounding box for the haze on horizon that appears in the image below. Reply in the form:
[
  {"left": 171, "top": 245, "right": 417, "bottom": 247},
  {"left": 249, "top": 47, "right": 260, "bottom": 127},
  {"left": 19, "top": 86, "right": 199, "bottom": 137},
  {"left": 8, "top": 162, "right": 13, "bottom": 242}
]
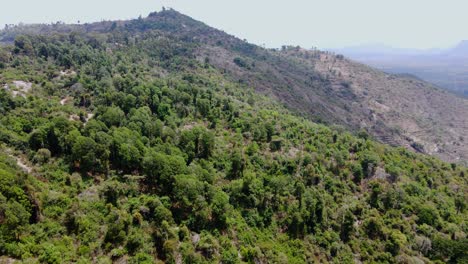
[{"left": 1, "top": 0, "right": 467, "bottom": 50}]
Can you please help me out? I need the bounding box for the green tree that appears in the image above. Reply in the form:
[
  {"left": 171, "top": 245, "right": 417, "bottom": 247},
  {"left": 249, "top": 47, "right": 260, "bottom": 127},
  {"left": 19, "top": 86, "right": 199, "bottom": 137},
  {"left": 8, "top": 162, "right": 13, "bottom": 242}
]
[
  {"left": 229, "top": 150, "right": 245, "bottom": 179},
  {"left": 14, "top": 35, "right": 34, "bottom": 55},
  {"left": 142, "top": 150, "right": 187, "bottom": 191},
  {"left": 0, "top": 194, "right": 31, "bottom": 240},
  {"left": 71, "top": 133, "right": 109, "bottom": 173},
  {"left": 100, "top": 106, "right": 125, "bottom": 127},
  {"left": 340, "top": 209, "right": 355, "bottom": 242}
]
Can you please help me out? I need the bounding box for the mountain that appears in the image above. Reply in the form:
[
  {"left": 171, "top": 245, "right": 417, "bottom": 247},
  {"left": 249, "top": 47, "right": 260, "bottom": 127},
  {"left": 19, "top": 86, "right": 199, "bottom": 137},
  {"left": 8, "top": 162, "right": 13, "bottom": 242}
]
[
  {"left": 333, "top": 41, "right": 468, "bottom": 97},
  {"left": 0, "top": 9, "right": 467, "bottom": 263},
  {"left": 204, "top": 44, "right": 468, "bottom": 163},
  {"left": 330, "top": 44, "right": 442, "bottom": 56},
  {"left": 449, "top": 40, "right": 468, "bottom": 57},
  {"left": 2, "top": 11, "right": 467, "bottom": 163}
]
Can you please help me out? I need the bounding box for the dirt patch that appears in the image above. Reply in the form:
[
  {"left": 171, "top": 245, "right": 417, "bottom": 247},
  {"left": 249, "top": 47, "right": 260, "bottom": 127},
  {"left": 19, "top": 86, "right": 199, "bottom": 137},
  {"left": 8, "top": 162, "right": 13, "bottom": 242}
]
[
  {"left": 69, "top": 112, "right": 94, "bottom": 124},
  {"left": 15, "top": 156, "right": 33, "bottom": 173},
  {"left": 60, "top": 97, "right": 72, "bottom": 105},
  {"left": 69, "top": 114, "right": 80, "bottom": 121},
  {"left": 84, "top": 113, "right": 94, "bottom": 125},
  {"left": 85, "top": 113, "right": 94, "bottom": 122},
  {"left": 78, "top": 186, "right": 99, "bottom": 202},
  {"left": 372, "top": 167, "right": 390, "bottom": 181},
  {"left": 191, "top": 233, "right": 200, "bottom": 244},
  {"left": 182, "top": 122, "right": 207, "bottom": 130},
  {"left": 287, "top": 147, "right": 300, "bottom": 158},
  {"left": 2, "top": 81, "right": 33, "bottom": 98},
  {"left": 0, "top": 257, "right": 17, "bottom": 264},
  {"left": 59, "top": 70, "right": 76, "bottom": 76},
  {"left": 12, "top": 81, "right": 32, "bottom": 92}
]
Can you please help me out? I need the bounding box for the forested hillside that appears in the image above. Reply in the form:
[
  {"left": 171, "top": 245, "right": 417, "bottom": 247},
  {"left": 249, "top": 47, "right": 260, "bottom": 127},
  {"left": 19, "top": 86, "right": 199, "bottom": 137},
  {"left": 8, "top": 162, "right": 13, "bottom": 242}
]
[
  {"left": 2, "top": 9, "right": 467, "bottom": 164},
  {"left": 0, "top": 9, "right": 467, "bottom": 263}
]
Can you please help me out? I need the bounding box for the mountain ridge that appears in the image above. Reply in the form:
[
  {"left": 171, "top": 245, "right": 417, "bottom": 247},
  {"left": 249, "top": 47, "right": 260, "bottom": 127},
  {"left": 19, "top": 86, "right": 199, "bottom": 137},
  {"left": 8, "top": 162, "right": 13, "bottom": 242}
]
[{"left": 1, "top": 9, "right": 467, "bottom": 163}]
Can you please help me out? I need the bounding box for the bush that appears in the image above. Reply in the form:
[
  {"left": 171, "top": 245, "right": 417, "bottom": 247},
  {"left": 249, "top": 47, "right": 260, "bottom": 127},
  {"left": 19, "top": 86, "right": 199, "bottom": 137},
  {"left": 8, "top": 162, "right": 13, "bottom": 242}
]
[
  {"left": 233, "top": 57, "right": 249, "bottom": 68},
  {"left": 416, "top": 205, "right": 439, "bottom": 226},
  {"left": 34, "top": 148, "right": 51, "bottom": 164}
]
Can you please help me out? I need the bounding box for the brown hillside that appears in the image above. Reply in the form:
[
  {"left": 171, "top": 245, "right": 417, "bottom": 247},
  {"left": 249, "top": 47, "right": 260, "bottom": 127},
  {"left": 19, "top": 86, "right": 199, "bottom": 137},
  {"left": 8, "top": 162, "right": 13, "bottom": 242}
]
[{"left": 198, "top": 44, "right": 468, "bottom": 163}]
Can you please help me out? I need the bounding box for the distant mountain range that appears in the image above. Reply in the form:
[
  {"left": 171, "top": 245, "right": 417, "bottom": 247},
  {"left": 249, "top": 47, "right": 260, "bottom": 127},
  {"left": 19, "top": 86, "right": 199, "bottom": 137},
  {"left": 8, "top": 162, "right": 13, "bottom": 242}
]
[
  {"left": 331, "top": 41, "right": 468, "bottom": 96},
  {"left": 450, "top": 40, "right": 468, "bottom": 56},
  {"left": 332, "top": 41, "right": 468, "bottom": 57}
]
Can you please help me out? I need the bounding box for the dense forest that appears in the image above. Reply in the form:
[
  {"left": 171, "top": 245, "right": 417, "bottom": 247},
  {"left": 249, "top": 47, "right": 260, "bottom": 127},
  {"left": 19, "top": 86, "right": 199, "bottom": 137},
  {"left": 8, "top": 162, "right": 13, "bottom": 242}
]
[{"left": 0, "top": 10, "right": 467, "bottom": 263}]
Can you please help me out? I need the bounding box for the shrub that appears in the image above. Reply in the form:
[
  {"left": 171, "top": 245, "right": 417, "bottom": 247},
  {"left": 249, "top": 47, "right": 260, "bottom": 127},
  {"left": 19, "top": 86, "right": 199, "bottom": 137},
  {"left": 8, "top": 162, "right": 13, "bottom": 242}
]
[{"left": 34, "top": 148, "right": 51, "bottom": 164}]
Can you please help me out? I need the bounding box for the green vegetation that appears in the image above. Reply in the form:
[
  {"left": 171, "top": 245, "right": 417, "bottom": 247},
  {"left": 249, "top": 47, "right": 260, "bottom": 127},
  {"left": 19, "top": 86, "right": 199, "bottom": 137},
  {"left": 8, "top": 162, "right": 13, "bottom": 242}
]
[{"left": 0, "top": 10, "right": 467, "bottom": 263}]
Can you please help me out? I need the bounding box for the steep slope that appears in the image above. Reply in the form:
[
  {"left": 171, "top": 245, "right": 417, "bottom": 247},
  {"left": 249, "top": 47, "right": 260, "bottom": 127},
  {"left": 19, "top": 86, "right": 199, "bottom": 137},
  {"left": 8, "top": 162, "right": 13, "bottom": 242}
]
[
  {"left": 1, "top": 10, "right": 466, "bottom": 163},
  {"left": 142, "top": 10, "right": 468, "bottom": 163},
  {"left": 195, "top": 37, "right": 468, "bottom": 164},
  {"left": 284, "top": 49, "right": 468, "bottom": 163}
]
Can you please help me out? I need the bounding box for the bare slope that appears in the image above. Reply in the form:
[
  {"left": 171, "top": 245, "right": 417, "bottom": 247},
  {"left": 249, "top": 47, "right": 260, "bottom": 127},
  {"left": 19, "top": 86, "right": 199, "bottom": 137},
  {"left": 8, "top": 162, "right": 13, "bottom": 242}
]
[{"left": 308, "top": 51, "right": 468, "bottom": 162}]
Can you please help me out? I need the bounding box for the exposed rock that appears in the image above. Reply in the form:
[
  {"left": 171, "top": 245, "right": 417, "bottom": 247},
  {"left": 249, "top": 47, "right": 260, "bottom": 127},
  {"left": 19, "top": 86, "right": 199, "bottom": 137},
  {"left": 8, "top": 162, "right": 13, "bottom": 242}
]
[
  {"left": 191, "top": 233, "right": 200, "bottom": 244},
  {"left": 60, "top": 70, "right": 76, "bottom": 76},
  {"left": 60, "top": 97, "right": 73, "bottom": 105},
  {"left": 69, "top": 114, "right": 80, "bottom": 121},
  {"left": 78, "top": 186, "right": 99, "bottom": 202},
  {"left": 373, "top": 167, "right": 390, "bottom": 180},
  {"left": 0, "top": 257, "right": 17, "bottom": 264},
  {"left": 12, "top": 80, "right": 32, "bottom": 92},
  {"left": 2, "top": 81, "right": 33, "bottom": 98},
  {"left": 84, "top": 113, "right": 94, "bottom": 124}
]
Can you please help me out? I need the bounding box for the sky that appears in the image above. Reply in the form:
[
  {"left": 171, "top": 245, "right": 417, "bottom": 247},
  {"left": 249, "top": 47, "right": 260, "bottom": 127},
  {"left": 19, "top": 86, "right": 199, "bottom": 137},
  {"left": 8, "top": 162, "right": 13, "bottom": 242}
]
[{"left": 1, "top": 0, "right": 467, "bottom": 50}]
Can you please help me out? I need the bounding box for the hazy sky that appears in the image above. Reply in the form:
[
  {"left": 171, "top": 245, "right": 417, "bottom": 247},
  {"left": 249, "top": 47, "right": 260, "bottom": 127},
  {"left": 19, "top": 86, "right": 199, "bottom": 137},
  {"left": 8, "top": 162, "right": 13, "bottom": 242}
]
[{"left": 1, "top": 0, "right": 467, "bottom": 49}]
